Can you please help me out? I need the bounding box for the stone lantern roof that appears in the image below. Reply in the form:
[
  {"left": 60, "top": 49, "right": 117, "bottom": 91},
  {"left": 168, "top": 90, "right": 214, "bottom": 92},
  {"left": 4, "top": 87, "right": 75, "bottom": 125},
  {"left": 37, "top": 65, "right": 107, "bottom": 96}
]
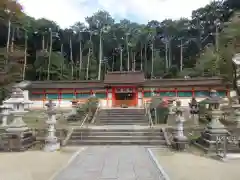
[{"left": 3, "top": 88, "right": 32, "bottom": 105}]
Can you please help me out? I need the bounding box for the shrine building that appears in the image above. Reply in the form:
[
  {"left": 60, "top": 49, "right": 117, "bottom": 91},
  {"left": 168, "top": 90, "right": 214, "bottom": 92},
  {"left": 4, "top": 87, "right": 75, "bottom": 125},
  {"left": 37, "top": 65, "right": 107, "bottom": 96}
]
[{"left": 16, "top": 71, "right": 230, "bottom": 109}]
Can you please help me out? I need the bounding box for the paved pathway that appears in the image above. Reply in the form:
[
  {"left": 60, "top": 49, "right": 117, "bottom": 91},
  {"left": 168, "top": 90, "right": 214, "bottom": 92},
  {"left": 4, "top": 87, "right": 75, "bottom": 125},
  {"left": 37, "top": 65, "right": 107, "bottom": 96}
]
[{"left": 54, "top": 146, "right": 164, "bottom": 180}]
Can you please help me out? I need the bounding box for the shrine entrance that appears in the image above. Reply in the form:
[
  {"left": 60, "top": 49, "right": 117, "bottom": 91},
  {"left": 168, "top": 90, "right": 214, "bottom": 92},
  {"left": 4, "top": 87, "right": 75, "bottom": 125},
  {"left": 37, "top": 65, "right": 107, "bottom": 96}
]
[{"left": 113, "top": 87, "right": 137, "bottom": 107}]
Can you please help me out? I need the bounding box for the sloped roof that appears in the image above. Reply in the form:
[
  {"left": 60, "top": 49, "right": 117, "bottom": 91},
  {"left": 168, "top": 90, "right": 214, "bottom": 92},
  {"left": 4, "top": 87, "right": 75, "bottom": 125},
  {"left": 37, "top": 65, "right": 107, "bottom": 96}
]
[
  {"left": 144, "top": 77, "right": 228, "bottom": 87},
  {"left": 104, "top": 71, "right": 145, "bottom": 84},
  {"left": 29, "top": 80, "right": 104, "bottom": 89}
]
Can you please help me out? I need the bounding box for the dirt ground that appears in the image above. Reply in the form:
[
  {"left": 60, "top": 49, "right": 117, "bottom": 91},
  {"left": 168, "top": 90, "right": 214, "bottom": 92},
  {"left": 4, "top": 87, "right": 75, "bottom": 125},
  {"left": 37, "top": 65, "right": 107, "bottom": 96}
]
[
  {"left": 0, "top": 147, "right": 85, "bottom": 180},
  {"left": 152, "top": 148, "right": 240, "bottom": 180}
]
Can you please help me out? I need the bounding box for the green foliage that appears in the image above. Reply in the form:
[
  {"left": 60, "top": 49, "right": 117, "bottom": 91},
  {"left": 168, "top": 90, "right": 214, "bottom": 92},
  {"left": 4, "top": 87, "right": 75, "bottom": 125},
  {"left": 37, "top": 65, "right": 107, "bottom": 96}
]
[
  {"left": 76, "top": 96, "right": 99, "bottom": 117},
  {"left": 0, "top": 1, "right": 240, "bottom": 83}
]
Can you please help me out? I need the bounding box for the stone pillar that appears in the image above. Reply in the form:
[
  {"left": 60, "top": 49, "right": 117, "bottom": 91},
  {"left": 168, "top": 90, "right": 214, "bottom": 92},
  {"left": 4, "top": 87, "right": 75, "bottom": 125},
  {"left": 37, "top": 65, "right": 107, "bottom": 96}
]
[
  {"left": 44, "top": 100, "right": 60, "bottom": 152},
  {"left": 172, "top": 108, "right": 188, "bottom": 150}
]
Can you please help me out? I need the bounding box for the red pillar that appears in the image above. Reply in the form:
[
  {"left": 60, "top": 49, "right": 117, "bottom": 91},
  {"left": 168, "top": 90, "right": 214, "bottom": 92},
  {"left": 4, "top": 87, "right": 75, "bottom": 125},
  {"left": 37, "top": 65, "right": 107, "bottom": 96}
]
[
  {"left": 58, "top": 89, "right": 61, "bottom": 107},
  {"left": 135, "top": 87, "right": 138, "bottom": 106},
  {"left": 192, "top": 87, "right": 195, "bottom": 97},
  {"left": 112, "top": 87, "right": 115, "bottom": 107}
]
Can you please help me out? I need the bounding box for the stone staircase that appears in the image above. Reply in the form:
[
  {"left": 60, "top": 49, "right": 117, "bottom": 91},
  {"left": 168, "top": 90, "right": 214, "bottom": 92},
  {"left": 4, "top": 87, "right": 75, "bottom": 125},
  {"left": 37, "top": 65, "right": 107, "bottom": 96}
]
[
  {"left": 66, "top": 108, "right": 168, "bottom": 146},
  {"left": 96, "top": 108, "right": 148, "bottom": 125},
  {"left": 67, "top": 128, "right": 167, "bottom": 146}
]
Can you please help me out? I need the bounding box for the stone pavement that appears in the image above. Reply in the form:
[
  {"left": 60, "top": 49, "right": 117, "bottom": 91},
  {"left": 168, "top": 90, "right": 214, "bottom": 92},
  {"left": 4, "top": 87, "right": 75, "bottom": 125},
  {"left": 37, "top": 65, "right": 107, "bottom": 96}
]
[{"left": 54, "top": 146, "right": 164, "bottom": 180}]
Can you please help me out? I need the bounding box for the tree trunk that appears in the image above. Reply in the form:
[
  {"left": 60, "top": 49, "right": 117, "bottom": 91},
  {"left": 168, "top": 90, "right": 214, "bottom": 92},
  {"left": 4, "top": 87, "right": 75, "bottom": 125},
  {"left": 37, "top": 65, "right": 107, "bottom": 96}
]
[
  {"left": 22, "top": 30, "right": 27, "bottom": 80},
  {"left": 140, "top": 44, "right": 143, "bottom": 71},
  {"left": 144, "top": 44, "right": 147, "bottom": 75},
  {"left": 10, "top": 27, "right": 15, "bottom": 52},
  {"left": 79, "top": 41, "right": 82, "bottom": 79},
  {"left": 126, "top": 35, "right": 130, "bottom": 71},
  {"left": 133, "top": 52, "right": 136, "bottom": 71},
  {"left": 70, "top": 37, "right": 74, "bottom": 79},
  {"left": 6, "top": 19, "right": 11, "bottom": 64},
  {"left": 86, "top": 34, "right": 92, "bottom": 80},
  {"left": 98, "top": 31, "right": 102, "bottom": 80},
  {"left": 47, "top": 30, "right": 52, "bottom": 80},
  {"left": 60, "top": 44, "right": 63, "bottom": 79},
  {"left": 111, "top": 55, "right": 115, "bottom": 71},
  {"left": 42, "top": 35, "right": 45, "bottom": 50}
]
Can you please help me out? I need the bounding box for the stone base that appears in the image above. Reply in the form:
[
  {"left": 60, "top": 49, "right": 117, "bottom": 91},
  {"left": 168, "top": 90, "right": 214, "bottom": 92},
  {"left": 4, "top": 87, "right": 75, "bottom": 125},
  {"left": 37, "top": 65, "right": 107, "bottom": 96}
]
[
  {"left": 2, "top": 129, "right": 35, "bottom": 151},
  {"left": 172, "top": 136, "right": 188, "bottom": 151},
  {"left": 44, "top": 142, "right": 60, "bottom": 152},
  {"left": 195, "top": 129, "right": 229, "bottom": 153}
]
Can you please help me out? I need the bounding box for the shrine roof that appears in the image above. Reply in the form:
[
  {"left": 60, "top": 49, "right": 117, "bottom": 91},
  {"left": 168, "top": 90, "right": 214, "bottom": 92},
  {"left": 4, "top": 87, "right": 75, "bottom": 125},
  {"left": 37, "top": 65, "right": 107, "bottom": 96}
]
[
  {"left": 104, "top": 71, "right": 145, "bottom": 85},
  {"left": 28, "top": 80, "right": 104, "bottom": 89},
  {"left": 143, "top": 77, "right": 228, "bottom": 87},
  {"left": 14, "top": 76, "right": 230, "bottom": 90}
]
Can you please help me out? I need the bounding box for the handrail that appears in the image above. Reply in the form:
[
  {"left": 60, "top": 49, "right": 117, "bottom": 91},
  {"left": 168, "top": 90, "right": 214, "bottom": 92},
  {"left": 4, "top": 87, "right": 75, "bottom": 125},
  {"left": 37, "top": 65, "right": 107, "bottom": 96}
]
[
  {"left": 61, "top": 127, "right": 74, "bottom": 146},
  {"left": 80, "top": 113, "right": 89, "bottom": 128},
  {"left": 91, "top": 103, "right": 100, "bottom": 124},
  {"left": 145, "top": 102, "right": 153, "bottom": 128}
]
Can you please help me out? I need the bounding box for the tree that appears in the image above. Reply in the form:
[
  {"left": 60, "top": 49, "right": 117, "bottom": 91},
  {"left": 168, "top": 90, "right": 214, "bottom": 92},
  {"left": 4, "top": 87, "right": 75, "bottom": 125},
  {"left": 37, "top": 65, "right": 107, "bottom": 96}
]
[{"left": 0, "top": 0, "right": 239, "bottom": 86}]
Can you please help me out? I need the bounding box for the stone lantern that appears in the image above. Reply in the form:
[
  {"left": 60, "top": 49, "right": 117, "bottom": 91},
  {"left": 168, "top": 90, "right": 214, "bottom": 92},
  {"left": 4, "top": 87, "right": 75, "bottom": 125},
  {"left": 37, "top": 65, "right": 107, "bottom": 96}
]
[
  {"left": 5, "top": 88, "right": 32, "bottom": 133},
  {"left": 44, "top": 100, "right": 60, "bottom": 152},
  {"left": 166, "top": 98, "right": 176, "bottom": 125},
  {"left": 189, "top": 97, "right": 199, "bottom": 125},
  {"left": 172, "top": 103, "right": 188, "bottom": 150},
  {"left": 231, "top": 104, "right": 240, "bottom": 128},
  {"left": 0, "top": 104, "right": 11, "bottom": 127},
  {"left": 204, "top": 95, "right": 227, "bottom": 133},
  {"left": 195, "top": 93, "right": 229, "bottom": 152},
  {"left": 70, "top": 97, "right": 78, "bottom": 115}
]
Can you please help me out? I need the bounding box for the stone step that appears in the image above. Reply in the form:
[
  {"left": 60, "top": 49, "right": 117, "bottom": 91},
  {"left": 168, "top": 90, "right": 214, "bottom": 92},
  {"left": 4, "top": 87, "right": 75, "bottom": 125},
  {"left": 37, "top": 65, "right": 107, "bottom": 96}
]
[
  {"left": 72, "top": 130, "right": 163, "bottom": 134},
  {"left": 67, "top": 139, "right": 167, "bottom": 146},
  {"left": 99, "top": 112, "right": 145, "bottom": 115},
  {"left": 70, "top": 135, "right": 165, "bottom": 140},
  {"left": 98, "top": 119, "right": 147, "bottom": 123},
  {"left": 97, "top": 116, "right": 147, "bottom": 120},
  {"left": 97, "top": 122, "right": 148, "bottom": 125},
  {"left": 101, "top": 109, "right": 144, "bottom": 111},
  {"left": 73, "top": 128, "right": 163, "bottom": 133},
  {"left": 99, "top": 114, "right": 146, "bottom": 117},
  {"left": 71, "top": 131, "right": 163, "bottom": 136}
]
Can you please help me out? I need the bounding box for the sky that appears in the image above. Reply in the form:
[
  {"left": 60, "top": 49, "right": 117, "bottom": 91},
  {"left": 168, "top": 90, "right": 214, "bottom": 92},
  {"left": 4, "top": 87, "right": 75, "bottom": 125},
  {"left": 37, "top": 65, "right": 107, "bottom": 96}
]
[{"left": 18, "top": 0, "right": 213, "bottom": 28}]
